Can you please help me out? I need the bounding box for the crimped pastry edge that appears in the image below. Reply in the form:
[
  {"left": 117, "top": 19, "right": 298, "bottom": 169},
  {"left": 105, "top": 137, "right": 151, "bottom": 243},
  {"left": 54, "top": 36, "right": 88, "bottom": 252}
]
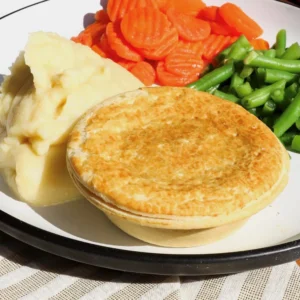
[{"left": 67, "top": 152, "right": 289, "bottom": 230}]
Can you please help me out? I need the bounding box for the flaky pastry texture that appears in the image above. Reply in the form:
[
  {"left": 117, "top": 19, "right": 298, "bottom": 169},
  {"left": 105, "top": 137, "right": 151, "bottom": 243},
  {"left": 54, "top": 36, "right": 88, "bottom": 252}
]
[{"left": 67, "top": 87, "right": 290, "bottom": 229}]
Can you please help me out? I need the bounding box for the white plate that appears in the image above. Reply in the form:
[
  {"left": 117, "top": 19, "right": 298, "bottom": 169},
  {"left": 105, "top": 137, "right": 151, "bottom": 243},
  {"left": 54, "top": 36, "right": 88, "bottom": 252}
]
[{"left": 1, "top": 0, "right": 300, "bottom": 275}]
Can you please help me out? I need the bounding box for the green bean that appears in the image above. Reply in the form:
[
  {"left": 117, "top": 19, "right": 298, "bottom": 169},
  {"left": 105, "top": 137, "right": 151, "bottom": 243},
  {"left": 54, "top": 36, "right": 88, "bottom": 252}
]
[
  {"left": 291, "top": 135, "right": 300, "bottom": 152},
  {"left": 262, "top": 114, "right": 280, "bottom": 129},
  {"left": 235, "top": 82, "right": 253, "bottom": 98},
  {"left": 247, "top": 108, "right": 258, "bottom": 116},
  {"left": 255, "top": 68, "right": 266, "bottom": 87},
  {"left": 281, "top": 42, "right": 300, "bottom": 60},
  {"left": 247, "top": 73, "right": 259, "bottom": 89},
  {"left": 263, "top": 49, "right": 276, "bottom": 58},
  {"left": 229, "top": 73, "right": 244, "bottom": 94},
  {"left": 274, "top": 91, "right": 300, "bottom": 137},
  {"left": 262, "top": 100, "right": 276, "bottom": 116},
  {"left": 244, "top": 51, "right": 300, "bottom": 73},
  {"left": 202, "top": 64, "right": 215, "bottom": 76},
  {"left": 296, "top": 118, "right": 300, "bottom": 130},
  {"left": 228, "top": 44, "right": 249, "bottom": 61},
  {"left": 255, "top": 50, "right": 264, "bottom": 56},
  {"left": 217, "top": 47, "right": 231, "bottom": 62},
  {"left": 221, "top": 85, "right": 230, "bottom": 93},
  {"left": 213, "top": 90, "right": 240, "bottom": 103},
  {"left": 279, "top": 131, "right": 298, "bottom": 146},
  {"left": 275, "top": 29, "right": 286, "bottom": 58},
  {"left": 240, "top": 66, "right": 254, "bottom": 79},
  {"left": 217, "top": 35, "right": 253, "bottom": 62},
  {"left": 271, "top": 89, "right": 285, "bottom": 103},
  {"left": 241, "top": 79, "right": 286, "bottom": 109},
  {"left": 187, "top": 62, "right": 235, "bottom": 91},
  {"left": 233, "top": 35, "right": 253, "bottom": 50},
  {"left": 279, "top": 82, "right": 299, "bottom": 110},
  {"left": 264, "top": 69, "right": 299, "bottom": 84},
  {"left": 207, "top": 84, "right": 220, "bottom": 94}
]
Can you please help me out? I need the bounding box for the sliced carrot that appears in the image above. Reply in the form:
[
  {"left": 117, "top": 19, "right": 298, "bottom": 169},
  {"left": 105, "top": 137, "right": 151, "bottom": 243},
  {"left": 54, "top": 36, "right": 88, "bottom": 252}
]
[
  {"left": 165, "top": 48, "right": 204, "bottom": 77},
  {"left": 154, "top": 0, "right": 168, "bottom": 12},
  {"left": 203, "top": 35, "right": 226, "bottom": 61},
  {"left": 94, "top": 10, "right": 110, "bottom": 24},
  {"left": 198, "top": 6, "right": 218, "bottom": 21},
  {"left": 71, "top": 32, "right": 93, "bottom": 47},
  {"left": 99, "top": 33, "right": 119, "bottom": 60},
  {"left": 201, "top": 34, "right": 218, "bottom": 53},
  {"left": 250, "top": 38, "right": 270, "bottom": 50},
  {"left": 202, "top": 35, "right": 233, "bottom": 62},
  {"left": 138, "top": 27, "right": 178, "bottom": 60},
  {"left": 130, "top": 61, "right": 156, "bottom": 86},
  {"left": 107, "top": 0, "right": 157, "bottom": 22},
  {"left": 215, "top": 35, "right": 232, "bottom": 54},
  {"left": 209, "top": 21, "right": 233, "bottom": 36},
  {"left": 156, "top": 61, "right": 198, "bottom": 87},
  {"left": 230, "top": 36, "right": 239, "bottom": 44},
  {"left": 167, "top": 0, "right": 206, "bottom": 16},
  {"left": 83, "top": 22, "right": 107, "bottom": 43},
  {"left": 219, "top": 3, "right": 263, "bottom": 40},
  {"left": 166, "top": 8, "right": 210, "bottom": 42},
  {"left": 121, "top": 8, "right": 172, "bottom": 49},
  {"left": 92, "top": 44, "right": 107, "bottom": 58},
  {"left": 117, "top": 60, "right": 137, "bottom": 71},
  {"left": 175, "top": 40, "right": 204, "bottom": 57},
  {"left": 106, "top": 21, "right": 143, "bottom": 62}
]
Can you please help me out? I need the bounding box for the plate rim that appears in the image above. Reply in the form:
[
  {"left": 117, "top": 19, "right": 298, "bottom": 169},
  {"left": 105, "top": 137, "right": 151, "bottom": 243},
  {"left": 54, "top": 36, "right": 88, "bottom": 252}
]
[
  {"left": 0, "top": 0, "right": 300, "bottom": 276},
  {"left": 2, "top": 210, "right": 300, "bottom": 275}
]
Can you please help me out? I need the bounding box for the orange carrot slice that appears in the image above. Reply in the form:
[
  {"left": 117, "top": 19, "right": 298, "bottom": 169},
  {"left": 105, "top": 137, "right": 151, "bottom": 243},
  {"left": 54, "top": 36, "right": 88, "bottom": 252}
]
[
  {"left": 121, "top": 8, "right": 172, "bottom": 49},
  {"left": 168, "top": 0, "right": 206, "bottom": 16},
  {"left": 83, "top": 22, "right": 107, "bottom": 43},
  {"left": 71, "top": 32, "right": 93, "bottom": 47},
  {"left": 99, "top": 33, "right": 119, "bottom": 60},
  {"left": 215, "top": 35, "right": 232, "bottom": 53},
  {"left": 117, "top": 60, "right": 137, "bottom": 71},
  {"left": 203, "top": 35, "right": 226, "bottom": 61},
  {"left": 209, "top": 21, "right": 235, "bottom": 36},
  {"left": 166, "top": 8, "right": 210, "bottom": 42},
  {"left": 107, "top": 0, "right": 157, "bottom": 22},
  {"left": 250, "top": 38, "right": 270, "bottom": 50},
  {"left": 154, "top": 0, "right": 168, "bottom": 12},
  {"left": 92, "top": 44, "right": 107, "bottom": 57},
  {"left": 219, "top": 3, "right": 263, "bottom": 40},
  {"left": 106, "top": 21, "right": 143, "bottom": 62},
  {"left": 175, "top": 40, "right": 204, "bottom": 58},
  {"left": 138, "top": 27, "right": 178, "bottom": 60},
  {"left": 198, "top": 6, "right": 218, "bottom": 21},
  {"left": 156, "top": 61, "right": 198, "bottom": 87},
  {"left": 130, "top": 61, "right": 156, "bottom": 86},
  {"left": 94, "top": 10, "right": 110, "bottom": 23},
  {"left": 230, "top": 36, "right": 239, "bottom": 44},
  {"left": 165, "top": 47, "right": 204, "bottom": 77},
  {"left": 201, "top": 34, "right": 218, "bottom": 53}
]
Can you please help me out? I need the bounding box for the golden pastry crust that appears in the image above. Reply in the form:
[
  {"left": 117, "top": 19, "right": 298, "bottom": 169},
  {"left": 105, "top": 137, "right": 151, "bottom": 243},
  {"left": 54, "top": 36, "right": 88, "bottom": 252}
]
[{"left": 67, "top": 87, "right": 290, "bottom": 223}]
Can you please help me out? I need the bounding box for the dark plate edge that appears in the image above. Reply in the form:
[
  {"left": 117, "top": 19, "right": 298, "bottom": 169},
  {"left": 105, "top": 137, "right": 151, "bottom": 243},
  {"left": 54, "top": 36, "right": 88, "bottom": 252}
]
[
  {"left": 0, "top": 0, "right": 300, "bottom": 276},
  {"left": 0, "top": 0, "right": 50, "bottom": 20},
  {"left": 1, "top": 211, "right": 300, "bottom": 276}
]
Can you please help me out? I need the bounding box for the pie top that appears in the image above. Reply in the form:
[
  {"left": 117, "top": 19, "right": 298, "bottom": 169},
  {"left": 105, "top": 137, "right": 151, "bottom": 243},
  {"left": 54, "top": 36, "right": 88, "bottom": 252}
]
[{"left": 67, "top": 87, "right": 289, "bottom": 219}]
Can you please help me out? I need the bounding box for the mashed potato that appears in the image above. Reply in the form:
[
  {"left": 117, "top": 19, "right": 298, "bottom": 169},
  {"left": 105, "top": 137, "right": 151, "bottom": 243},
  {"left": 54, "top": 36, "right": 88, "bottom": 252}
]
[{"left": 0, "top": 32, "right": 143, "bottom": 206}]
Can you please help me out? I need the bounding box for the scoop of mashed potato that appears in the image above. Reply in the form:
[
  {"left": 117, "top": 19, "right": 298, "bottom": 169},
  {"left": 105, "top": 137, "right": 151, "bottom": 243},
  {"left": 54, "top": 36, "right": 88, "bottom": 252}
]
[{"left": 0, "top": 32, "right": 143, "bottom": 206}]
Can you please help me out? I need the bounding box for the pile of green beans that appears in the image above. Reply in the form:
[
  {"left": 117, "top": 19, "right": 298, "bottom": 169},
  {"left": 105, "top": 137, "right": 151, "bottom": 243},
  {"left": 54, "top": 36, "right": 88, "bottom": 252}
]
[{"left": 186, "top": 30, "right": 300, "bottom": 153}]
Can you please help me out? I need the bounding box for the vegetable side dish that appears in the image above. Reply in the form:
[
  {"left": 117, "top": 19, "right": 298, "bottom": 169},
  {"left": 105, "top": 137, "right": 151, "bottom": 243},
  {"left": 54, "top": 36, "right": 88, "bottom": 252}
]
[
  {"left": 72, "top": 0, "right": 266, "bottom": 86},
  {"left": 187, "top": 31, "right": 300, "bottom": 153}
]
